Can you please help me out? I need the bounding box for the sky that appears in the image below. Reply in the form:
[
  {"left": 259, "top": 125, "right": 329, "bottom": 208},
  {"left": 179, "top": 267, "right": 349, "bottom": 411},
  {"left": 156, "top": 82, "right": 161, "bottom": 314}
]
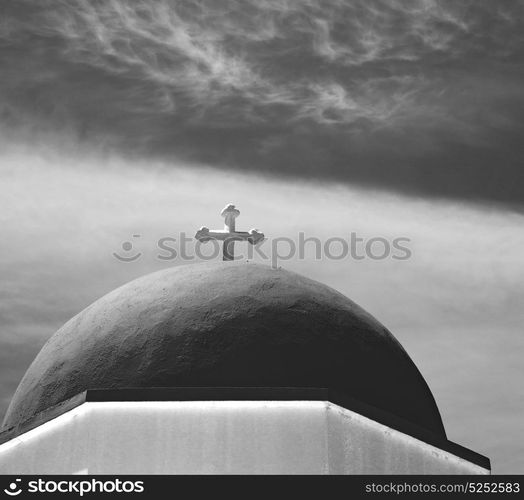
[{"left": 1, "top": 0, "right": 523, "bottom": 473}]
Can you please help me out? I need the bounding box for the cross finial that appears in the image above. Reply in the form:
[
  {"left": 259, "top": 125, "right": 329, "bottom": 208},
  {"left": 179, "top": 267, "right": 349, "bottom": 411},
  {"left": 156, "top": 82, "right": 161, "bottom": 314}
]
[{"left": 195, "top": 204, "right": 264, "bottom": 261}]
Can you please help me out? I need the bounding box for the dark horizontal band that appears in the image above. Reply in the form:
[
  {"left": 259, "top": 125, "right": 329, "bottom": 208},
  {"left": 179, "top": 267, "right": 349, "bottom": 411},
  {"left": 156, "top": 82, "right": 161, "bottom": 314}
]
[{"left": 0, "top": 387, "right": 489, "bottom": 470}]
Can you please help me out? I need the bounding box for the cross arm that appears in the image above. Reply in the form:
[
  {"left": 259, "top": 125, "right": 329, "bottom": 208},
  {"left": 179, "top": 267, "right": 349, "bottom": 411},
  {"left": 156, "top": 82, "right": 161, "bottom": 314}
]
[{"left": 195, "top": 227, "right": 264, "bottom": 245}]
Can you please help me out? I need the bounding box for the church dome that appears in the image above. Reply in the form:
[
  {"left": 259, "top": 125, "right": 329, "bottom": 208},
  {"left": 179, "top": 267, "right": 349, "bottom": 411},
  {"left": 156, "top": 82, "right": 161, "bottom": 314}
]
[{"left": 2, "top": 262, "right": 445, "bottom": 437}]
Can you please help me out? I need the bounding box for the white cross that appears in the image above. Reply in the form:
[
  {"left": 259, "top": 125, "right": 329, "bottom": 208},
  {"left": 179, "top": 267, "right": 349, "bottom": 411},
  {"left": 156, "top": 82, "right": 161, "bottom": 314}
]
[{"left": 195, "top": 204, "right": 264, "bottom": 261}]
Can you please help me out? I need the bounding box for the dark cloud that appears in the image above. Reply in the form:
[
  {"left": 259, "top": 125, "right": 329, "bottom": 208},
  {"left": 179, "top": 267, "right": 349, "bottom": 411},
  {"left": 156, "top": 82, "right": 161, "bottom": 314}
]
[{"left": 1, "top": 0, "right": 524, "bottom": 205}]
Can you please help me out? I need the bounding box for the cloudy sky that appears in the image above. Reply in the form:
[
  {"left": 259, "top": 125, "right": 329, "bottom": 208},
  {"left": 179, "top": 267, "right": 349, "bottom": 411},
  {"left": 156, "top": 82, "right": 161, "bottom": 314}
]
[{"left": 1, "top": 0, "right": 523, "bottom": 473}]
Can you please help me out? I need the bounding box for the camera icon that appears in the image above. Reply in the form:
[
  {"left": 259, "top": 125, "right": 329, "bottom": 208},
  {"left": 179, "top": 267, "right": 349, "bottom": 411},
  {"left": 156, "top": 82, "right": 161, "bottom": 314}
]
[{"left": 4, "top": 478, "right": 22, "bottom": 496}]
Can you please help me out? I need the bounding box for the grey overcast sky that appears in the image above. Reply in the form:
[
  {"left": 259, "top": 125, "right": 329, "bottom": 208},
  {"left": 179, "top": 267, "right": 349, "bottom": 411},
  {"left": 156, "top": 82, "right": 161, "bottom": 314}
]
[{"left": 1, "top": 0, "right": 523, "bottom": 473}]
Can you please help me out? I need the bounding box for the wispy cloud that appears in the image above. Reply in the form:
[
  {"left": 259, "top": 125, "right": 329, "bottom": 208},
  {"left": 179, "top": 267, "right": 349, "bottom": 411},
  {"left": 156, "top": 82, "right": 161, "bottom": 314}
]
[{"left": 1, "top": 0, "right": 523, "bottom": 205}]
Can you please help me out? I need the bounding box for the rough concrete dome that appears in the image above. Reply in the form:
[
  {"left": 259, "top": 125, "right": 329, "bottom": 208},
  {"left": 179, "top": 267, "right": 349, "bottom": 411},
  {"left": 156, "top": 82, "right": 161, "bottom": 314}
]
[{"left": 2, "top": 262, "right": 445, "bottom": 437}]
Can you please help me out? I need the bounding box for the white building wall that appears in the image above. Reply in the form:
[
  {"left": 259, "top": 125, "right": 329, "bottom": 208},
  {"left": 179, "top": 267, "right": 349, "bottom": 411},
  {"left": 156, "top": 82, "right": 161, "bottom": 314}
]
[{"left": 0, "top": 401, "right": 488, "bottom": 475}]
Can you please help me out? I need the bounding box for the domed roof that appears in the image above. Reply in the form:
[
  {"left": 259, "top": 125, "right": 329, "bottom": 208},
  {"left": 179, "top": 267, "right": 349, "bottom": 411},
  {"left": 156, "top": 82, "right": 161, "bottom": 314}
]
[{"left": 2, "top": 262, "right": 445, "bottom": 437}]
